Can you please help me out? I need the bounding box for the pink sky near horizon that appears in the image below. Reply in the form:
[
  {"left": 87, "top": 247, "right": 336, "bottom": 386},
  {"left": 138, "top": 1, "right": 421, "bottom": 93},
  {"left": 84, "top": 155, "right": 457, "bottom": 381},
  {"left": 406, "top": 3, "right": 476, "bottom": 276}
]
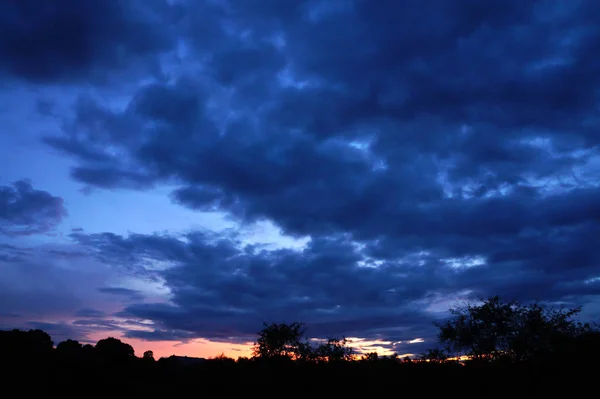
[
  {"left": 84, "top": 330, "right": 255, "bottom": 359},
  {"left": 83, "top": 329, "right": 421, "bottom": 360}
]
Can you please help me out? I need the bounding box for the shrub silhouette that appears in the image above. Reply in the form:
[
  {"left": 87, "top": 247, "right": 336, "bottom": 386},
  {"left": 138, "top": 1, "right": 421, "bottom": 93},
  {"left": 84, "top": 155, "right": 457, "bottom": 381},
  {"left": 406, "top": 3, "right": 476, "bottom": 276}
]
[
  {"left": 1, "top": 296, "right": 599, "bottom": 396},
  {"left": 95, "top": 337, "right": 135, "bottom": 362},
  {"left": 0, "top": 329, "right": 53, "bottom": 361},
  {"left": 143, "top": 350, "right": 155, "bottom": 362},
  {"left": 252, "top": 322, "right": 306, "bottom": 360},
  {"left": 252, "top": 322, "right": 353, "bottom": 362},
  {"left": 436, "top": 296, "right": 592, "bottom": 362},
  {"left": 56, "top": 339, "right": 83, "bottom": 363}
]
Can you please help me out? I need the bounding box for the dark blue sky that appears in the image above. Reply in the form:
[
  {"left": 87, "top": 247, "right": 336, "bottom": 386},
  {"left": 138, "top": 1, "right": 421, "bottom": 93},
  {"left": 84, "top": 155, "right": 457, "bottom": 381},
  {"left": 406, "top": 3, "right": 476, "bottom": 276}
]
[{"left": 1, "top": 0, "right": 600, "bottom": 358}]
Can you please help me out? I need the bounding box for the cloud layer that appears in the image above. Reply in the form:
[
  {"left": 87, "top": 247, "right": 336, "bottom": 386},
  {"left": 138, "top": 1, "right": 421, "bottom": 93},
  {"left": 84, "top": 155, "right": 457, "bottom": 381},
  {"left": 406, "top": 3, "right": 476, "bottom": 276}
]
[
  {"left": 1, "top": 0, "right": 600, "bottom": 356},
  {"left": 0, "top": 180, "right": 66, "bottom": 236},
  {"left": 0, "top": 0, "right": 176, "bottom": 83}
]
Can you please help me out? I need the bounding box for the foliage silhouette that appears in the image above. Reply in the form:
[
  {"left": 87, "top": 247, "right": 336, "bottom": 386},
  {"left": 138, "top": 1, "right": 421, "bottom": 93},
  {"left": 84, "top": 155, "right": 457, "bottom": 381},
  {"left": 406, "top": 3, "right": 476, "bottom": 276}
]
[
  {"left": 436, "top": 296, "right": 593, "bottom": 362},
  {"left": 252, "top": 322, "right": 353, "bottom": 363},
  {"left": 95, "top": 336, "right": 135, "bottom": 361},
  {"left": 0, "top": 329, "right": 53, "bottom": 361},
  {"left": 57, "top": 339, "right": 82, "bottom": 353},
  {"left": 1, "top": 296, "right": 599, "bottom": 396},
  {"left": 418, "top": 348, "right": 450, "bottom": 363},
  {"left": 56, "top": 339, "right": 83, "bottom": 363},
  {"left": 312, "top": 337, "right": 354, "bottom": 363},
  {"left": 252, "top": 322, "right": 306, "bottom": 360},
  {"left": 143, "top": 350, "right": 155, "bottom": 362},
  {"left": 361, "top": 351, "right": 379, "bottom": 362}
]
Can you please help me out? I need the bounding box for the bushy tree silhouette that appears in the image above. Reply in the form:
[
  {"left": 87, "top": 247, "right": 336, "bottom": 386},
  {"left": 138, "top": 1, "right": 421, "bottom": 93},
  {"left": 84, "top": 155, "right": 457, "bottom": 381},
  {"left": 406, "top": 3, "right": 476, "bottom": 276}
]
[
  {"left": 252, "top": 322, "right": 353, "bottom": 362},
  {"left": 436, "top": 296, "right": 593, "bottom": 362},
  {"left": 95, "top": 337, "right": 135, "bottom": 361},
  {"left": 2, "top": 296, "right": 599, "bottom": 396},
  {"left": 0, "top": 329, "right": 53, "bottom": 361},
  {"left": 56, "top": 339, "right": 83, "bottom": 362},
  {"left": 82, "top": 343, "right": 95, "bottom": 358},
  {"left": 418, "top": 348, "right": 450, "bottom": 363},
  {"left": 143, "top": 350, "right": 155, "bottom": 362},
  {"left": 361, "top": 351, "right": 379, "bottom": 362},
  {"left": 313, "top": 337, "right": 353, "bottom": 362},
  {"left": 253, "top": 322, "right": 306, "bottom": 360},
  {"left": 57, "top": 339, "right": 82, "bottom": 352}
]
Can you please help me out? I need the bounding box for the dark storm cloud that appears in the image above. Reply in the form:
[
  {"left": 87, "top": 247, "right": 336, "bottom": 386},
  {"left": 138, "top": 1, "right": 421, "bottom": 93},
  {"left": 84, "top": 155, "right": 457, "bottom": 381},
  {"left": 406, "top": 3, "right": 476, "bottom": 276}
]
[
  {"left": 0, "top": 0, "right": 178, "bottom": 83},
  {"left": 0, "top": 180, "right": 67, "bottom": 236},
  {"left": 45, "top": 1, "right": 600, "bottom": 234},
  {"left": 32, "top": 0, "right": 600, "bottom": 348}
]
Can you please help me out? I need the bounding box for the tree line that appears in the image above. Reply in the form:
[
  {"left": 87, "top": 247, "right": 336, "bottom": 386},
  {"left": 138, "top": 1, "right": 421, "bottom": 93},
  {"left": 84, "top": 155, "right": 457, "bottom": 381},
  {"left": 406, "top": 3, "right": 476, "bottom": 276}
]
[{"left": 2, "top": 296, "right": 599, "bottom": 395}]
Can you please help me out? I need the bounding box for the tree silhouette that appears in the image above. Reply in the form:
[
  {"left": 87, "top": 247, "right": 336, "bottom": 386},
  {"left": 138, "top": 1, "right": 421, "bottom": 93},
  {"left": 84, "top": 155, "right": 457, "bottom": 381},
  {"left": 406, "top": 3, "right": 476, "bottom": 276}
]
[
  {"left": 81, "top": 343, "right": 95, "bottom": 358},
  {"left": 436, "top": 296, "right": 592, "bottom": 362},
  {"left": 95, "top": 337, "right": 135, "bottom": 361},
  {"left": 0, "top": 329, "right": 53, "bottom": 361},
  {"left": 361, "top": 352, "right": 379, "bottom": 362},
  {"left": 211, "top": 353, "right": 236, "bottom": 366},
  {"left": 252, "top": 322, "right": 353, "bottom": 363},
  {"left": 313, "top": 337, "right": 353, "bottom": 362},
  {"left": 418, "top": 348, "right": 449, "bottom": 363},
  {"left": 252, "top": 322, "right": 306, "bottom": 360},
  {"left": 57, "top": 339, "right": 82, "bottom": 352},
  {"left": 143, "top": 350, "right": 155, "bottom": 362},
  {"left": 1, "top": 310, "right": 600, "bottom": 397},
  {"left": 56, "top": 339, "right": 83, "bottom": 362},
  {"left": 27, "top": 329, "right": 54, "bottom": 354}
]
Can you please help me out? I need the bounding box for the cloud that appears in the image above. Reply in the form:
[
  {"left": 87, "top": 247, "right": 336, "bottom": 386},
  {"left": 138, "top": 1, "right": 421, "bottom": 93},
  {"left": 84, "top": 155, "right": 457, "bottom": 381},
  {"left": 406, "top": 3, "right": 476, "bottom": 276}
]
[
  {"left": 74, "top": 308, "right": 107, "bottom": 318},
  {"left": 98, "top": 287, "right": 144, "bottom": 301},
  {"left": 24, "top": 321, "right": 96, "bottom": 344},
  {"left": 123, "top": 329, "right": 197, "bottom": 342},
  {"left": 42, "top": 0, "right": 600, "bottom": 238},
  {"left": 71, "top": 318, "right": 126, "bottom": 331},
  {"left": 0, "top": 0, "right": 178, "bottom": 83},
  {"left": 74, "top": 231, "right": 441, "bottom": 346},
  {"left": 0, "top": 250, "right": 91, "bottom": 321},
  {"left": 0, "top": 180, "right": 67, "bottom": 236},
  {"left": 0, "top": 243, "right": 32, "bottom": 263},
  {"left": 0, "top": 240, "right": 144, "bottom": 343},
  {"left": 4, "top": 0, "right": 600, "bottom": 354},
  {"left": 72, "top": 224, "right": 600, "bottom": 352}
]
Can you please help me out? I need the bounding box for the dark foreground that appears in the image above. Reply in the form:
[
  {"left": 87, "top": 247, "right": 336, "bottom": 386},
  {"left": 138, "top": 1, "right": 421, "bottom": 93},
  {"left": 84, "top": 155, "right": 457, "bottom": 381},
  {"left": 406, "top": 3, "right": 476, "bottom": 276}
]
[
  {"left": 7, "top": 357, "right": 595, "bottom": 397},
  {"left": 5, "top": 297, "right": 599, "bottom": 397}
]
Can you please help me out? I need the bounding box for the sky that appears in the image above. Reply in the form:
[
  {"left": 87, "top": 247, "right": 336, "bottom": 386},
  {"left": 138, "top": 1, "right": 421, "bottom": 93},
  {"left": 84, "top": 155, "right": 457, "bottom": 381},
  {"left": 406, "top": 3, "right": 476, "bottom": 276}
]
[{"left": 1, "top": 0, "right": 600, "bottom": 359}]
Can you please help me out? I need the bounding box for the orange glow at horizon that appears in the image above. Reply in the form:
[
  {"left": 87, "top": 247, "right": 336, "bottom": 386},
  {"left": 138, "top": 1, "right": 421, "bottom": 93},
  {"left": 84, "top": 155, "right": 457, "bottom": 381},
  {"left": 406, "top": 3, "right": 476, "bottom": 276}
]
[
  {"left": 81, "top": 332, "right": 425, "bottom": 360},
  {"left": 85, "top": 330, "right": 254, "bottom": 359}
]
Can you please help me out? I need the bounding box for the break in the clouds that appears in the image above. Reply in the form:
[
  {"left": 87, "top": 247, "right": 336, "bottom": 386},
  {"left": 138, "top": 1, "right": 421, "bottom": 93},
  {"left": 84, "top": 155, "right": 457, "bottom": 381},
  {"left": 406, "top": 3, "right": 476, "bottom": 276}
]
[{"left": 1, "top": 0, "right": 600, "bottom": 356}]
